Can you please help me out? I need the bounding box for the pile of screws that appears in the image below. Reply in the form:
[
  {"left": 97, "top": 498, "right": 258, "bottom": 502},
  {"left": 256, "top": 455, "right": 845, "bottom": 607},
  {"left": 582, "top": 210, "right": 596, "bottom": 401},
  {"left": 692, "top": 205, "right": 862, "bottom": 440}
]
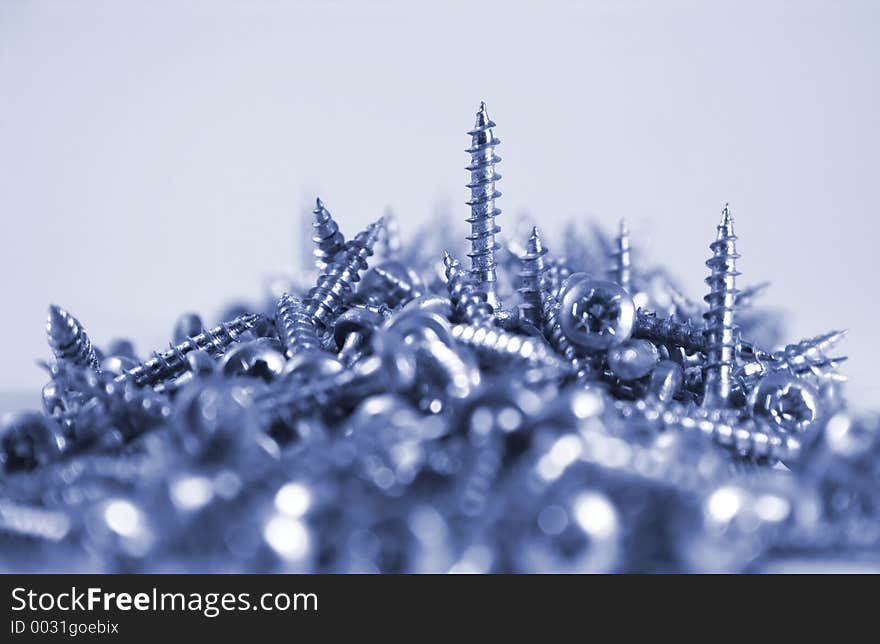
[{"left": 1, "top": 103, "right": 875, "bottom": 573}]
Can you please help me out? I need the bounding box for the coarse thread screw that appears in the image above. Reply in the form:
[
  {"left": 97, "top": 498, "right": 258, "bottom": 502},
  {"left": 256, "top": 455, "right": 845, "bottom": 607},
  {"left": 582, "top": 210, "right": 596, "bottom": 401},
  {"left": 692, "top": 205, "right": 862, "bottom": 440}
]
[
  {"left": 738, "top": 330, "right": 848, "bottom": 385},
  {"left": 465, "top": 102, "right": 502, "bottom": 310},
  {"left": 609, "top": 219, "right": 632, "bottom": 293},
  {"left": 311, "top": 197, "right": 346, "bottom": 272},
  {"left": 443, "top": 251, "right": 494, "bottom": 325},
  {"left": 701, "top": 204, "right": 739, "bottom": 408},
  {"left": 306, "top": 218, "right": 384, "bottom": 329},
  {"left": 517, "top": 227, "right": 548, "bottom": 328},
  {"left": 117, "top": 313, "right": 264, "bottom": 386},
  {"left": 369, "top": 262, "right": 423, "bottom": 308},
  {"left": 540, "top": 290, "right": 582, "bottom": 368},
  {"left": 275, "top": 293, "right": 322, "bottom": 358},
  {"left": 47, "top": 305, "right": 100, "bottom": 373},
  {"left": 450, "top": 324, "right": 571, "bottom": 374},
  {"left": 614, "top": 398, "right": 800, "bottom": 462},
  {"left": 543, "top": 258, "right": 573, "bottom": 297}
]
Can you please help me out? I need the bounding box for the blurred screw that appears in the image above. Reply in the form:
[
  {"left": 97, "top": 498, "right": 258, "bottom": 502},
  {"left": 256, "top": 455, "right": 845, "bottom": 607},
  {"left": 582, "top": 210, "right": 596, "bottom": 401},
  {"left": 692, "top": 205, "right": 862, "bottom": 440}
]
[
  {"left": 47, "top": 305, "right": 100, "bottom": 373},
  {"left": 749, "top": 371, "right": 820, "bottom": 434},
  {"left": 607, "top": 339, "right": 659, "bottom": 381},
  {"left": 0, "top": 411, "right": 67, "bottom": 472},
  {"left": 608, "top": 219, "right": 632, "bottom": 293}
]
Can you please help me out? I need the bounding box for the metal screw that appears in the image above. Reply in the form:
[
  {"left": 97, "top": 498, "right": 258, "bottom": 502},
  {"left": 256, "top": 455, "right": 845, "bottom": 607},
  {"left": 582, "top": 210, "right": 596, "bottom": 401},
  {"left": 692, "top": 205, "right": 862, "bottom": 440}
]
[
  {"left": 334, "top": 305, "right": 389, "bottom": 366},
  {"left": 311, "top": 197, "right": 346, "bottom": 272},
  {"left": 748, "top": 371, "right": 820, "bottom": 434},
  {"left": 465, "top": 102, "right": 502, "bottom": 310},
  {"left": 606, "top": 339, "right": 659, "bottom": 381},
  {"left": 47, "top": 305, "right": 100, "bottom": 373},
  {"left": 275, "top": 293, "right": 322, "bottom": 358},
  {"left": 443, "top": 251, "right": 494, "bottom": 325},
  {"left": 609, "top": 219, "right": 632, "bottom": 293},
  {"left": 702, "top": 204, "right": 739, "bottom": 408},
  {"left": 558, "top": 276, "right": 637, "bottom": 352},
  {"left": 117, "top": 313, "right": 264, "bottom": 387},
  {"left": 450, "top": 323, "right": 571, "bottom": 374},
  {"left": 306, "top": 217, "right": 384, "bottom": 329},
  {"left": 517, "top": 227, "right": 548, "bottom": 328},
  {"left": 359, "top": 261, "right": 423, "bottom": 309}
]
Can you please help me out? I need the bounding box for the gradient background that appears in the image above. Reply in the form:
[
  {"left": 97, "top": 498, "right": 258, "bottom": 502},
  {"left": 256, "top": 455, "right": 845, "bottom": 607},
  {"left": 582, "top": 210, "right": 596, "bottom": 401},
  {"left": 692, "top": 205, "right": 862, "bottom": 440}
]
[{"left": 1, "top": 0, "right": 878, "bottom": 410}]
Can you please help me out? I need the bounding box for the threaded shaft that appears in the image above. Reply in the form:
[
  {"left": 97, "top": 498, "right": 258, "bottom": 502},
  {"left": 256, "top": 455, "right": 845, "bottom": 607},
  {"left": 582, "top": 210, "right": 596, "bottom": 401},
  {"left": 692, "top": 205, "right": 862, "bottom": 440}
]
[
  {"left": 517, "top": 227, "right": 548, "bottom": 327},
  {"left": 465, "top": 102, "right": 502, "bottom": 309},
  {"left": 702, "top": 205, "right": 739, "bottom": 407},
  {"left": 306, "top": 218, "right": 383, "bottom": 328},
  {"left": 46, "top": 305, "right": 100, "bottom": 372},
  {"left": 635, "top": 310, "right": 706, "bottom": 353},
  {"left": 543, "top": 258, "right": 572, "bottom": 297},
  {"left": 450, "top": 323, "right": 570, "bottom": 373},
  {"left": 118, "top": 313, "right": 262, "bottom": 386},
  {"left": 379, "top": 210, "right": 402, "bottom": 259},
  {"left": 540, "top": 291, "right": 580, "bottom": 365},
  {"left": 614, "top": 398, "right": 800, "bottom": 462},
  {"left": 311, "top": 197, "right": 346, "bottom": 272},
  {"left": 444, "top": 251, "right": 494, "bottom": 325},
  {"left": 373, "top": 264, "right": 421, "bottom": 307},
  {"left": 275, "top": 293, "right": 321, "bottom": 358},
  {"left": 609, "top": 219, "right": 632, "bottom": 292},
  {"left": 738, "top": 330, "right": 848, "bottom": 384}
]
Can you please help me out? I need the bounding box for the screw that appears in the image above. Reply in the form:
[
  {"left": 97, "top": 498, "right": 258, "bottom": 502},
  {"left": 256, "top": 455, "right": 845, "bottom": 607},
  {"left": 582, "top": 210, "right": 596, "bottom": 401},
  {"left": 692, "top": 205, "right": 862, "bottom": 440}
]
[
  {"left": 517, "top": 227, "right": 548, "bottom": 328},
  {"left": 379, "top": 209, "right": 402, "bottom": 259},
  {"left": 334, "top": 305, "right": 388, "bottom": 366},
  {"left": 359, "top": 261, "right": 423, "bottom": 309},
  {"left": 0, "top": 411, "right": 67, "bottom": 472},
  {"left": 275, "top": 293, "right": 322, "bottom": 358},
  {"left": 613, "top": 398, "right": 800, "bottom": 462},
  {"left": 648, "top": 360, "right": 684, "bottom": 403},
  {"left": 306, "top": 217, "right": 384, "bottom": 329},
  {"left": 450, "top": 324, "right": 571, "bottom": 374},
  {"left": 739, "top": 330, "right": 848, "bottom": 385},
  {"left": 443, "top": 251, "right": 494, "bottom": 325},
  {"left": 748, "top": 371, "right": 819, "bottom": 435},
  {"left": 47, "top": 305, "right": 100, "bottom": 373},
  {"left": 219, "top": 338, "right": 287, "bottom": 382},
  {"left": 540, "top": 290, "right": 583, "bottom": 371},
  {"left": 465, "top": 102, "right": 502, "bottom": 309},
  {"left": 702, "top": 204, "right": 739, "bottom": 408},
  {"left": 559, "top": 276, "right": 637, "bottom": 352},
  {"left": 609, "top": 219, "right": 632, "bottom": 293},
  {"left": 117, "top": 313, "right": 264, "bottom": 387},
  {"left": 606, "top": 339, "right": 659, "bottom": 381},
  {"left": 311, "top": 197, "right": 346, "bottom": 272}
]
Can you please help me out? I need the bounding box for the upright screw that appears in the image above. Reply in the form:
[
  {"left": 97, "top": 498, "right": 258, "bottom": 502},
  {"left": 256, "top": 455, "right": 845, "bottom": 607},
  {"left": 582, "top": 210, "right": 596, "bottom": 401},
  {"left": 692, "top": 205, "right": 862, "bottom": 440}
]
[
  {"left": 466, "top": 102, "right": 502, "bottom": 309},
  {"left": 47, "top": 305, "right": 100, "bottom": 373},
  {"left": 118, "top": 313, "right": 264, "bottom": 386},
  {"left": 311, "top": 197, "right": 346, "bottom": 272},
  {"left": 540, "top": 290, "right": 584, "bottom": 371},
  {"left": 275, "top": 293, "right": 322, "bottom": 359},
  {"left": 518, "top": 227, "right": 548, "bottom": 328},
  {"left": 444, "top": 251, "right": 494, "bottom": 325},
  {"left": 609, "top": 219, "right": 632, "bottom": 293},
  {"left": 702, "top": 204, "right": 740, "bottom": 408},
  {"left": 306, "top": 218, "right": 384, "bottom": 329}
]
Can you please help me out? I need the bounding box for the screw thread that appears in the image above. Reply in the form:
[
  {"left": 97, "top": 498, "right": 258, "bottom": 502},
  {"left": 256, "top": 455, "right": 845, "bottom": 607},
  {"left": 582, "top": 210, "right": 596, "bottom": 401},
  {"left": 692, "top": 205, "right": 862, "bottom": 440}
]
[
  {"left": 615, "top": 398, "right": 800, "bottom": 462},
  {"left": 540, "top": 291, "right": 580, "bottom": 364},
  {"left": 738, "top": 330, "right": 848, "bottom": 384},
  {"left": 702, "top": 205, "right": 739, "bottom": 407},
  {"left": 306, "top": 218, "right": 383, "bottom": 328},
  {"left": 450, "top": 323, "right": 569, "bottom": 373},
  {"left": 118, "top": 313, "right": 262, "bottom": 386},
  {"left": 373, "top": 265, "right": 421, "bottom": 306},
  {"left": 275, "top": 293, "right": 321, "bottom": 358},
  {"left": 517, "top": 227, "right": 548, "bottom": 327},
  {"left": 635, "top": 310, "right": 706, "bottom": 353},
  {"left": 46, "top": 305, "right": 101, "bottom": 372},
  {"left": 379, "top": 210, "right": 402, "bottom": 259},
  {"left": 444, "top": 251, "right": 494, "bottom": 325},
  {"left": 466, "top": 102, "right": 502, "bottom": 309},
  {"left": 543, "top": 258, "right": 572, "bottom": 297},
  {"left": 609, "top": 219, "right": 632, "bottom": 292},
  {"left": 311, "top": 197, "right": 346, "bottom": 272}
]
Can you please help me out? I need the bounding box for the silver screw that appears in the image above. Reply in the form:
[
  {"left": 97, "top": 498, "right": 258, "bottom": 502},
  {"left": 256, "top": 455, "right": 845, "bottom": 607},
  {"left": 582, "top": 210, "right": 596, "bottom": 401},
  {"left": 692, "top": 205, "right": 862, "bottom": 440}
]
[
  {"left": 311, "top": 197, "right": 346, "bottom": 272},
  {"left": 450, "top": 323, "right": 571, "bottom": 374},
  {"left": 702, "top": 204, "right": 739, "bottom": 408},
  {"left": 608, "top": 219, "right": 632, "bottom": 293},
  {"left": 275, "top": 293, "right": 322, "bottom": 358},
  {"left": 517, "top": 227, "right": 548, "bottom": 328},
  {"left": 117, "top": 313, "right": 264, "bottom": 387},
  {"left": 465, "top": 102, "right": 502, "bottom": 310},
  {"left": 334, "top": 305, "right": 389, "bottom": 366},
  {"left": 306, "top": 217, "right": 384, "bottom": 329},
  {"left": 47, "top": 305, "right": 100, "bottom": 373},
  {"left": 558, "top": 276, "right": 637, "bottom": 352},
  {"left": 443, "top": 251, "right": 494, "bottom": 325}
]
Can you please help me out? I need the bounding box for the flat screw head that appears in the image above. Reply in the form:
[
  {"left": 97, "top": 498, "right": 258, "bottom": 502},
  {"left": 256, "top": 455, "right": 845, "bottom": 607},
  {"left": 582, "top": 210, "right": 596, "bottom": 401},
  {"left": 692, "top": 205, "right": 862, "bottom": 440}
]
[
  {"left": 749, "top": 371, "right": 820, "bottom": 434},
  {"left": 559, "top": 276, "right": 635, "bottom": 351}
]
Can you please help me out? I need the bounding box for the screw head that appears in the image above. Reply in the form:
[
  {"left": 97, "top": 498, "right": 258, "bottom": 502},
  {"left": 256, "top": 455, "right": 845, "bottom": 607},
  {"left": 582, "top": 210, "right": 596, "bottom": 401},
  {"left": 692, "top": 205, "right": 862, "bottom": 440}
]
[
  {"left": 749, "top": 372, "right": 820, "bottom": 434},
  {"left": 0, "top": 411, "right": 67, "bottom": 472},
  {"left": 559, "top": 276, "right": 635, "bottom": 351},
  {"left": 333, "top": 307, "right": 384, "bottom": 348},
  {"left": 607, "top": 339, "right": 659, "bottom": 381},
  {"left": 219, "top": 338, "right": 286, "bottom": 382}
]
